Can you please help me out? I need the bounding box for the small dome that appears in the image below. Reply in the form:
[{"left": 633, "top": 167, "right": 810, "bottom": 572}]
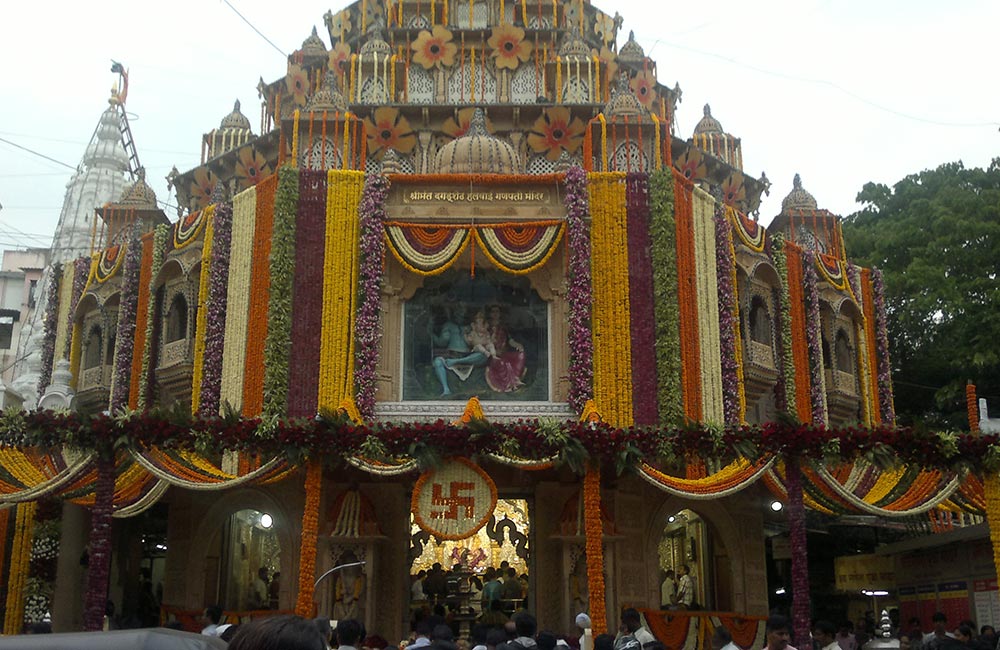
[
  {"left": 118, "top": 168, "right": 158, "bottom": 209},
  {"left": 220, "top": 100, "right": 252, "bottom": 131},
  {"left": 693, "top": 104, "right": 723, "bottom": 135},
  {"left": 558, "top": 28, "right": 590, "bottom": 59},
  {"left": 781, "top": 174, "right": 818, "bottom": 211},
  {"left": 435, "top": 109, "right": 519, "bottom": 174},
  {"left": 301, "top": 26, "right": 327, "bottom": 58},
  {"left": 618, "top": 31, "right": 645, "bottom": 63},
  {"left": 305, "top": 71, "right": 347, "bottom": 112},
  {"left": 603, "top": 74, "right": 645, "bottom": 118},
  {"left": 360, "top": 28, "right": 392, "bottom": 56}
]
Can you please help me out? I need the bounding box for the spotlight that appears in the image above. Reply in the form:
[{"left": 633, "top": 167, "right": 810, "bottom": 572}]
[
  {"left": 770, "top": 501, "right": 783, "bottom": 512},
  {"left": 668, "top": 515, "right": 676, "bottom": 523},
  {"left": 775, "top": 587, "right": 786, "bottom": 595},
  {"left": 259, "top": 513, "right": 273, "bottom": 529}
]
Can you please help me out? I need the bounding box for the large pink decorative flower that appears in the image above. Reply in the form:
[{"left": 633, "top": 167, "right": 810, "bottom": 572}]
[
  {"left": 286, "top": 63, "right": 310, "bottom": 106},
  {"left": 630, "top": 70, "right": 657, "bottom": 109}
]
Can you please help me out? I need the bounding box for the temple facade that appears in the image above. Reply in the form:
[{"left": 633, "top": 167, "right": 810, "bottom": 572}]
[{"left": 0, "top": 0, "right": 924, "bottom": 641}]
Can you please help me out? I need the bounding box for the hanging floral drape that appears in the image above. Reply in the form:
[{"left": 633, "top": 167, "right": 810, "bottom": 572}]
[{"left": 384, "top": 220, "right": 564, "bottom": 276}]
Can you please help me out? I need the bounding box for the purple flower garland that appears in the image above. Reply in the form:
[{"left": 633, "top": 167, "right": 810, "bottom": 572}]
[
  {"left": 82, "top": 456, "right": 115, "bottom": 631},
  {"left": 871, "top": 269, "right": 895, "bottom": 423},
  {"left": 714, "top": 205, "right": 740, "bottom": 425},
  {"left": 355, "top": 174, "right": 389, "bottom": 420},
  {"left": 198, "top": 203, "right": 233, "bottom": 417},
  {"left": 784, "top": 457, "right": 811, "bottom": 648},
  {"left": 108, "top": 227, "right": 143, "bottom": 412},
  {"left": 803, "top": 252, "right": 827, "bottom": 424},
  {"left": 769, "top": 234, "right": 795, "bottom": 415},
  {"left": 625, "top": 174, "right": 657, "bottom": 425},
  {"left": 564, "top": 166, "right": 593, "bottom": 414},
  {"left": 65, "top": 258, "right": 90, "bottom": 359},
  {"left": 36, "top": 264, "right": 62, "bottom": 398}
]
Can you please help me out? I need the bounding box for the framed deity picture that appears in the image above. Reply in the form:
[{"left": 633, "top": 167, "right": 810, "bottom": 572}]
[{"left": 401, "top": 270, "right": 549, "bottom": 401}]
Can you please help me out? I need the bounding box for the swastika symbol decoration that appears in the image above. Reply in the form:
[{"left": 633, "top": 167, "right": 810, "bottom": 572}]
[{"left": 412, "top": 458, "right": 498, "bottom": 540}]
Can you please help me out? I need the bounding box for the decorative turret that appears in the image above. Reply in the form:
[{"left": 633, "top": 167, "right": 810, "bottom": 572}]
[
  {"left": 780, "top": 173, "right": 818, "bottom": 212},
  {"left": 299, "top": 26, "right": 328, "bottom": 62},
  {"left": 95, "top": 167, "right": 170, "bottom": 247},
  {"left": 770, "top": 174, "right": 844, "bottom": 259},
  {"left": 435, "top": 108, "right": 519, "bottom": 174},
  {"left": 202, "top": 100, "right": 254, "bottom": 162},
  {"left": 618, "top": 31, "right": 645, "bottom": 64},
  {"left": 690, "top": 104, "right": 743, "bottom": 170}
]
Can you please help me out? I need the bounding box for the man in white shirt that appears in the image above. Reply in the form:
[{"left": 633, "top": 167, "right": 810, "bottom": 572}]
[
  {"left": 406, "top": 621, "right": 433, "bottom": 650},
  {"left": 814, "top": 621, "right": 840, "bottom": 650},
  {"left": 676, "top": 565, "right": 695, "bottom": 610},
  {"left": 660, "top": 570, "right": 676, "bottom": 609},
  {"left": 200, "top": 605, "right": 223, "bottom": 636}
]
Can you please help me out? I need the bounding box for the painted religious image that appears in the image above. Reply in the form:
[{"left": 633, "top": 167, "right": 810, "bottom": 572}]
[{"left": 403, "top": 270, "right": 548, "bottom": 401}]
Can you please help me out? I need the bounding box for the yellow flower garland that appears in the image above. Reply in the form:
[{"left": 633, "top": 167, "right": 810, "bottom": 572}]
[
  {"left": 52, "top": 263, "right": 76, "bottom": 365},
  {"left": 692, "top": 187, "right": 723, "bottom": 424},
  {"left": 3, "top": 501, "right": 36, "bottom": 634},
  {"left": 318, "top": 171, "right": 365, "bottom": 410},
  {"left": 191, "top": 205, "right": 216, "bottom": 415},
  {"left": 726, "top": 225, "right": 747, "bottom": 424},
  {"left": 220, "top": 186, "right": 258, "bottom": 411},
  {"left": 68, "top": 321, "right": 82, "bottom": 388},
  {"left": 587, "top": 172, "right": 633, "bottom": 427}
]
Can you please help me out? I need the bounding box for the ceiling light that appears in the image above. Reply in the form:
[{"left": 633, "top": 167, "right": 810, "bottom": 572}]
[
  {"left": 259, "top": 513, "right": 273, "bottom": 529},
  {"left": 770, "top": 501, "right": 784, "bottom": 512}
]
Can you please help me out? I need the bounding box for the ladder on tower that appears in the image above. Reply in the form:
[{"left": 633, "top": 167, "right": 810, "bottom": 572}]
[{"left": 118, "top": 108, "right": 142, "bottom": 181}]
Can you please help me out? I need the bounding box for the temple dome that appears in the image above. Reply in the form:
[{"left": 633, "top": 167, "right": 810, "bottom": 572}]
[
  {"left": 618, "top": 31, "right": 645, "bottom": 63},
  {"left": 693, "top": 104, "right": 723, "bottom": 135},
  {"left": 220, "top": 100, "right": 251, "bottom": 132},
  {"left": 305, "top": 71, "right": 347, "bottom": 112},
  {"left": 118, "top": 168, "right": 158, "bottom": 209},
  {"left": 781, "top": 174, "right": 818, "bottom": 211},
  {"left": 604, "top": 74, "right": 645, "bottom": 118},
  {"left": 300, "top": 26, "right": 327, "bottom": 58},
  {"left": 435, "top": 109, "right": 519, "bottom": 174},
  {"left": 360, "top": 28, "right": 392, "bottom": 56},
  {"left": 559, "top": 28, "right": 591, "bottom": 59}
]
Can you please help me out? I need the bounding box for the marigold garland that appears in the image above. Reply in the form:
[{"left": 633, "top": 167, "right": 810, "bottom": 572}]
[
  {"left": 262, "top": 167, "right": 300, "bottom": 418},
  {"left": 859, "top": 268, "right": 881, "bottom": 424},
  {"left": 242, "top": 174, "right": 278, "bottom": 416},
  {"left": 386, "top": 172, "right": 563, "bottom": 186},
  {"left": 982, "top": 474, "right": 1000, "bottom": 584},
  {"left": 220, "top": 186, "right": 258, "bottom": 411},
  {"left": 136, "top": 225, "right": 168, "bottom": 410},
  {"left": 673, "top": 172, "right": 702, "bottom": 422},
  {"left": 785, "top": 243, "right": 811, "bottom": 422},
  {"left": 51, "top": 263, "right": 75, "bottom": 370},
  {"left": 318, "top": 170, "right": 365, "bottom": 412},
  {"left": 691, "top": 189, "right": 722, "bottom": 424},
  {"left": 969, "top": 383, "right": 980, "bottom": 432},
  {"left": 3, "top": 502, "right": 36, "bottom": 634},
  {"left": 411, "top": 457, "right": 498, "bottom": 540},
  {"left": 295, "top": 458, "right": 323, "bottom": 616},
  {"left": 190, "top": 204, "right": 216, "bottom": 415},
  {"left": 583, "top": 464, "right": 607, "bottom": 634},
  {"left": 649, "top": 170, "right": 683, "bottom": 424},
  {"left": 588, "top": 172, "right": 633, "bottom": 427}
]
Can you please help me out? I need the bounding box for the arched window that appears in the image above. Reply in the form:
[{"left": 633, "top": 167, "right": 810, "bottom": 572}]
[
  {"left": 84, "top": 326, "right": 102, "bottom": 369},
  {"left": 748, "top": 297, "right": 771, "bottom": 345},
  {"left": 165, "top": 294, "right": 188, "bottom": 343},
  {"left": 835, "top": 329, "right": 854, "bottom": 374}
]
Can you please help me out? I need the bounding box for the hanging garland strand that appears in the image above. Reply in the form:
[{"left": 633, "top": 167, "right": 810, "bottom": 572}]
[
  {"left": 356, "top": 174, "right": 390, "bottom": 419},
  {"left": 564, "top": 166, "right": 594, "bottom": 413},
  {"left": 625, "top": 173, "right": 657, "bottom": 426},
  {"left": 649, "top": 169, "right": 683, "bottom": 425},
  {"left": 715, "top": 205, "right": 741, "bottom": 425},
  {"left": 785, "top": 457, "right": 811, "bottom": 647},
  {"left": 583, "top": 464, "right": 607, "bottom": 634},
  {"left": 108, "top": 227, "right": 143, "bottom": 412},
  {"left": 871, "top": 269, "right": 895, "bottom": 424},
  {"left": 294, "top": 458, "right": 323, "bottom": 616},
  {"left": 803, "top": 252, "right": 828, "bottom": 424},
  {"left": 770, "top": 234, "right": 796, "bottom": 416},
  {"left": 36, "top": 264, "right": 62, "bottom": 398},
  {"left": 82, "top": 455, "right": 116, "bottom": 631},
  {"left": 263, "top": 167, "right": 300, "bottom": 418},
  {"left": 199, "top": 203, "right": 234, "bottom": 417}
]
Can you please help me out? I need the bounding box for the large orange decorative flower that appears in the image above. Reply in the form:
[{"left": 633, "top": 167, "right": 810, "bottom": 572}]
[
  {"left": 593, "top": 11, "right": 616, "bottom": 45},
  {"left": 592, "top": 46, "right": 618, "bottom": 85},
  {"left": 412, "top": 25, "right": 458, "bottom": 70},
  {"left": 442, "top": 108, "right": 495, "bottom": 139},
  {"left": 236, "top": 146, "right": 272, "bottom": 189},
  {"left": 721, "top": 173, "right": 746, "bottom": 207},
  {"left": 189, "top": 167, "right": 217, "bottom": 210},
  {"left": 326, "top": 8, "right": 353, "bottom": 38},
  {"left": 630, "top": 69, "right": 657, "bottom": 108},
  {"left": 328, "top": 42, "right": 352, "bottom": 75},
  {"left": 527, "top": 106, "right": 585, "bottom": 161},
  {"left": 674, "top": 146, "right": 706, "bottom": 182},
  {"left": 286, "top": 63, "right": 310, "bottom": 106},
  {"left": 488, "top": 24, "right": 532, "bottom": 70},
  {"left": 365, "top": 107, "right": 417, "bottom": 159}
]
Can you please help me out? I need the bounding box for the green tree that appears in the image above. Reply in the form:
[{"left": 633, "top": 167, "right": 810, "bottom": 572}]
[{"left": 842, "top": 159, "right": 1000, "bottom": 429}]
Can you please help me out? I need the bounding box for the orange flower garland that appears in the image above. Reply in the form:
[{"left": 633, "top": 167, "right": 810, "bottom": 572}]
[
  {"left": 785, "top": 244, "right": 812, "bottom": 423},
  {"left": 583, "top": 465, "right": 607, "bottom": 634},
  {"left": 295, "top": 458, "right": 324, "bottom": 617},
  {"left": 673, "top": 172, "right": 702, "bottom": 422},
  {"left": 860, "top": 269, "right": 882, "bottom": 424},
  {"left": 969, "top": 383, "right": 980, "bottom": 432},
  {"left": 128, "top": 234, "right": 155, "bottom": 409},
  {"left": 242, "top": 174, "right": 277, "bottom": 416}
]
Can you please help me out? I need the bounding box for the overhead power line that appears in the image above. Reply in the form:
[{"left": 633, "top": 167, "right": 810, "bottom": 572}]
[
  {"left": 220, "top": 0, "right": 287, "bottom": 58},
  {"left": 0, "top": 137, "right": 77, "bottom": 172}
]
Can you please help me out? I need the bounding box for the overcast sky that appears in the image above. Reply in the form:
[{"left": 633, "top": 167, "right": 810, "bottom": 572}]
[{"left": 1, "top": 0, "right": 997, "bottom": 253}]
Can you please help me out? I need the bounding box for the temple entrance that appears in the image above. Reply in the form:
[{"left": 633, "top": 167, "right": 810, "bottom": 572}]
[
  {"left": 408, "top": 498, "right": 531, "bottom": 635},
  {"left": 205, "top": 508, "right": 281, "bottom": 611},
  {"left": 657, "top": 508, "right": 732, "bottom": 611}
]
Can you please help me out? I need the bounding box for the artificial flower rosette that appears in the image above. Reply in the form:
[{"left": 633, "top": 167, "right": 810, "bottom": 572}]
[
  {"left": 365, "top": 107, "right": 417, "bottom": 159},
  {"left": 412, "top": 25, "right": 458, "bottom": 70},
  {"left": 488, "top": 24, "right": 532, "bottom": 70},
  {"left": 527, "top": 107, "right": 585, "bottom": 161}
]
